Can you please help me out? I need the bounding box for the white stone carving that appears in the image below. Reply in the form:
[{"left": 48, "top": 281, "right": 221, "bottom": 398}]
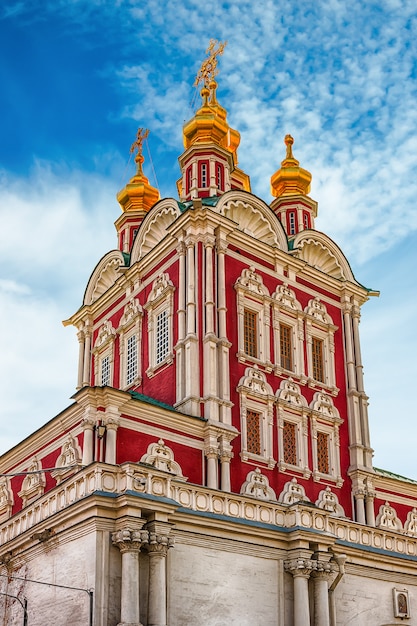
[
  {"left": 147, "top": 273, "right": 174, "bottom": 303},
  {"left": 315, "top": 487, "right": 345, "bottom": 516},
  {"left": 238, "top": 366, "right": 274, "bottom": 397},
  {"left": 94, "top": 319, "right": 116, "bottom": 348},
  {"left": 52, "top": 435, "right": 82, "bottom": 484},
  {"left": 310, "top": 391, "right": 340, "bottom": 421},
  {"left": 278, "top": 478, "right": 310, "bottom": 504},
  {"left": 18, "top": 456, "right": 46, "bottom": 507},
  {"left": 276, "top": 378, "right": 308, "bottom": 407},
  {"left": 404, "top": 508, "right": 417, "bottom": 536},
  {"left": 273, "top": 283, "right": 302, "bottom": 311},
  {"left": 217, "top": 196, "right": 285, "bottom": 248},
  {"left": 295, "top": 237, "right": 346, "bottom": 280},
  {"left": 0, "top": 477, "right": 13, "bottom": 522},
  {"left": 305, "top": 297, "right": 332, "bottom": 324},
  {"left": 235, "top": 266, "right": 269, "bottom": 296},
  {"left": 120, "top": 298, "right": 142, "bottom": 328},
  {"left": 140, "top": 439, "right": 184, "bottom": 477},
  {"left": 376, "top": 502, "right": 403, "bottom": 532},
  {"left": 240, "top": 468, "right": 277, "bottom": 501}
]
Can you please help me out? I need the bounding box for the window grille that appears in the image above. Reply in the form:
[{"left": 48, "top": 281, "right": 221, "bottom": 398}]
[
  {"left": 126, "top": 334, "right": 137, "bottom": 385},
  {"left": 243, "top": 309, "right": 258, "bottom": 358},
  {"left": 303, "top": 212, "right": 309, "bottom": 229},
  {"left": 283, "top": 421, "right": 297, "bottom": 465},
  {"left": 280, "top": 323, "right": 293, "bottom": 371},
  {"left": 101, "top": 355, "right": 110, "bottom": 386},
  {"left": 156, "top": 310, "right": 169, "bottom": 364},
  {"left": 246, "top": 410, "right": 261, "bottom": 455},
  {"left": 289, "top": 212, "right": 296, "bottom": 235},
  {"left": 317, "top": 431, "right": 330, "bottom": 474},
  {"left": 201, "top": 163, "right": 207, "bottom": 188},
  {"left": 312, "top": 337, "right": 324, "bottom": 382},
  {"left": 216, "top": 163, "right": 223, "bottom": 190}
]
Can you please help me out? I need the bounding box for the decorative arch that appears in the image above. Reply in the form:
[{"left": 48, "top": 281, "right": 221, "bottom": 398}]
[
  {"left": 51, "top": 435, "right": 82, "bottom": 485},
  {"left": 216, "top": 191, "right": 288, "bottom": 250},
  {"left": 315, "top": 486, "right": 345, "bottom": 516},
  {"left": 130, "top": 198, "right": 181, "bottom": 262},
  {"left": 18, "top": 456, "right": 46, "bottom": 507},
  {"left": 83, "top": 250, "right": 125, "bottom": 305},
  {"left": 292, "top": 231, "right": 356, "bottom": 282},
  {"left": 278, "top": 477, "right": 310, "bottom": 505},
  {"left": 0, "top": 477, "right": 14, "bottom": 522},
  {"left": 375, "top": 502, "right": 403, "bottom": 532},
  {"left": 275, "top": 379, "right": 310, "bottom": 477}
]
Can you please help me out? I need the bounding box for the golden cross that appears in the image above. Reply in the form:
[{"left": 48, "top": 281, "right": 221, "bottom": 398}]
[
  {"left": 194, "top": 39, "right": 227, "bottom": 88},
  {"left": 130, "top": 128, "right": 149, "bottom": 156}
]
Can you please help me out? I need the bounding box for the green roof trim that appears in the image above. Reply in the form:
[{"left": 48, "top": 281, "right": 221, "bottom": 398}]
[
  {"left": 122, "top": 251, "right": 130, "bottom": 266},
  {"left": 374, "top": 467, "right": 417, "bottom": 484},
  {"left": 177, "top": 195, "right": 221, "bottom": 213},
  {"left": 129, "top": 391, "right": 177, "bottom": 412}
]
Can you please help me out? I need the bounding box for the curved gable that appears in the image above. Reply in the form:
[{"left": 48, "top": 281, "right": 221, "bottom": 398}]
[
  {"left": 216, "top": 191, "right": 288, "bottom": 250},
  {"left": 130, "top": 198, "right": 181, "bottom": 263},
  {"left": 292, "top": 230, "right": 355, "bottom": 282},
  {"left": 83, "top": 250, "right": 125, "bottom": 305}
]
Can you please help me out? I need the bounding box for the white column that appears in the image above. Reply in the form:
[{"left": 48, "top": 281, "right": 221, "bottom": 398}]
[
  {"left": 219, "top": 437, "right": 233, "bottom": 492},
  {"left": 352, "top": 304, "right": 373, "bottom": 467},
  {"left": 176, "top": 241, "right": 186, "bottom": 404},
  {"left": 205, "top": 447, "right": 218, "bottom": 489},
  {"left": 203, "top": 235, "right": 219, "bottom": 421},
  {"left": 112, "top": 528, "right": 149, "bottom": 626},
  {"left": 216, "top": 235, "right": 231, "bottom": 424},
  {"left": 146, "top": 528, "right": 174, "bottom": 626},
  {"left": 355, "top": 491, "right": 366, "bottom": 524},
  {"left": 105, "top": 417, "right": 119, "bottom": 465},
  {"left": 312, "top": 564, "right": 333, "bottom": 626},
  {"left": 365, "top": 477, "right": 376, "bottom": 527},
  {"left": 285, "top": 559, "right": 313, "bottom": 626},
  {"left": 81, "top": 416, "right": 95, "bottom": 466},
  {"left": 83, "top": 327, "right": 92, "bottom": 386},
  {"left": 77, "top": 329, "right": 85, "bottom": 390}
]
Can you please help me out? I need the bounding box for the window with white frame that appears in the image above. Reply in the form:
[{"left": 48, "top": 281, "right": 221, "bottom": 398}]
[
  {"left": 144, "top": 273, "right": 175, "bottom": 377},
  {"left": 310, "top": 391, "right": 343, "bottom": 486},
  {"left": 235, "top": 267, "right": 271, "bottom": 367},
  {"left": 93, "top": 319, "right": 116, "bottom": 387},
  {"left": 118, "top": 298, "right": 143, "bottom": 389},
  {"left": 237, "top": 366, "right": 275, "bottom": 468},
  {"left": 275, "top": 379, "right": 310, "bottom": 477},
  {"left": 272, "top": 283, "right": 305, "bottom": 380},
  {"left": 305, "top": 297, "right": 338, "bottom": 391}
]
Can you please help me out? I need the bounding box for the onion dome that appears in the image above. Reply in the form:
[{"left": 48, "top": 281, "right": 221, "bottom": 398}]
[
  {"left": 270, "top": 135, "right": 312, "bottom": 197},
  {"left": 117, "top": 150, "right": 159, "bottom": 214}
]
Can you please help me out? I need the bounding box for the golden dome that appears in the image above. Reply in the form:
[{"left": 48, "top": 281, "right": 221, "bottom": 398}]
[
  {"left": 117, "top": 144, "right": 159, "bottom": 214},
  {"left": 182, "top": 80, "right": 241, "bottom": 165},
  {"left": 270, "top": 135, "right": 312, "bottom": 197}
]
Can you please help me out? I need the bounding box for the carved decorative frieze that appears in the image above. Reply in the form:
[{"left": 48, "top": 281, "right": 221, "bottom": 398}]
[{"left": 240, "top": 468, "right": 277, "bottom": 501}]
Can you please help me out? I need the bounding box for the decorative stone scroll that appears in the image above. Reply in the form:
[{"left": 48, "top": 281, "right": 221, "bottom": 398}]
[
  {"left": 0, "top": 477, "right": 14, "bottom": 522},
  {"left": 276, "top": 378, "right": 308, "bottom": 407},
  {"left": 404, "top": 508, "right": 417, "bottom": 537},
  {"left": 119, "top": 298, "right": 143, "bottom": 328},
  {"left": 375, "top": 502, "right": 403, "bottom": 532},
  {"left": 305, "top": 297, "right": 333, "bottom": 325},
  {"left": 273, "top": 282, "right": 302, "bottom": 311},
  {"left": 140, "top": 439, "right": 184, "bottom": 478},
  {"left": 238, "top": 366, "right": 274, "bottom": 397},
  {"left": 278, "top": 477, "right": 310, "bottom": 505},
  {"left": 240, "top": 468, "right": 277, "bottom": 501},
  {"left": 235, "top": 266, "right": 270, "bottom": 297},
  {"left": 94, "top": 319, "right": 116, "bottom": 348},
  {"left": 315, "top": 487, "right": 345, "bottom": 517}
]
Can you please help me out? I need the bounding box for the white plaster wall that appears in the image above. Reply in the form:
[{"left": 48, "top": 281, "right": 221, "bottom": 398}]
[
  {"left": 334, "top": 573, "right": 417, "bottom": 626},
  {"left": 0, "top": 532, "right": 96, "bottom": 626},
  {"left": 169, "top": 542, "right": 280, "bottom": 626}
]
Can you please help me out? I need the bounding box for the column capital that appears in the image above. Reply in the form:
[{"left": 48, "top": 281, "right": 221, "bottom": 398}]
[
  {"left": 205, "top": 445, "right": 219, "bottom": 459},
  {"left": 146, "top": 533, "right": 174, "bottom": 557},
  {"left": 112, "top": 528, "right": 149, "bottom": 553},
  {"left": 81, "top": 417, "right": 95, "bottom": 431},
  {"left": 284, "top": 558, "right": 315, "bottom": 578},
  {"left": 311, "top": 560, "right": 336, "bottom": 580}
]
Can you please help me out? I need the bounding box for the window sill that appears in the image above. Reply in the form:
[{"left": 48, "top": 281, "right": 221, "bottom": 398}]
[
  {"left": 240, "top": 451, "right": 276, "bottom": 469},
  {"left": 146, "top": 354, "right": 174, "bottom": 378}
]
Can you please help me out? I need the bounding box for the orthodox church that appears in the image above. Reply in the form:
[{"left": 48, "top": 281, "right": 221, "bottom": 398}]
[{"left": 1, "top": 43, "right": 417, "bottom": 626}]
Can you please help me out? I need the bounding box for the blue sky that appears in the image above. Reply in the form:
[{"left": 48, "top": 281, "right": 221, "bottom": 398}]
[{"left": 0, "top": 1, "right": 416, "bottom": 478}]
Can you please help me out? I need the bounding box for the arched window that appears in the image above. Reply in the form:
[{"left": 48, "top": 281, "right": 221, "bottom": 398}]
[
  {"left": 303, "top": 212, "right": 310, "bottom": 229},
  {"left": 288, "top": 211, "right": 296, "bottom": 235},
  {"left": 199, "top": 161, "right": 208, "bottom": 188},
  {"left": 118, "top": 298, "right": 143, "bottom": 389},
  {"left": 144, "top": 273, "right": 175, "bottom": 377},
  {"left": 235, "top": 267, "right": 271, "bottom": 366},
  {"left": 216, "top": 163, "right": 224, "bottom": 191}
]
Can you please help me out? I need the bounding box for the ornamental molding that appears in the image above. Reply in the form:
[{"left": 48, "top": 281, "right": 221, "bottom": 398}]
[
  {"left": 132, "top": 201, "right": 180, "bottom": 261},
  {"left": 145, "top": 272, "right": 174, "bottom": 306},
  {"left": 119, "top": 298, "right": 143, "bottom": 329},
  {"left": 305, "top": 297, "right": 333, "bottom": 325},
  {"left": 310, "top": 391, "right": 341, "bottom": 422},
  {"left": 272, "top": 282, "right": 302, "bottom": 312},
  {"left": 18, "top": 456, "right": 46, "bottom": 508},
  {"left": 276, "top": 378, "right": 308, "bottom": 408},
  {"left": 84, "top": 251, "right": 124, "bottom": 305},
  {"left": 94, "top": 319, "right": 116, "bottom": 349},
  {"left": 240, "top": 468, "right": 277, "bottom": 501},
  {"left": 278, "top": 477, "right": 310, "bottom": 505},
  {"left": 140, "top": 439, "right": 185, "bottom": 478},
  {"left": 315, "top": 487, "right": 345, "bottom": 517},
  {"left": 0, "top": 478, "right": 13, "bottom": 522},
  {"left": 237, "top": 366, "right": 274, "bottom": 398},
  {"left": 235, "top": 266, "right": 270, "bottom": 297},
  {"left": 51, "top": 435, "right": 82, "bottom": 485},
  {"left": 404, "top": 508, "right": 417, "bottom": 537},
  {"left": 376, "top": 502, "right": 403, "bottom": 532},
  {"left": 216, "top": 194, "right": 287, "bottom": 249}
]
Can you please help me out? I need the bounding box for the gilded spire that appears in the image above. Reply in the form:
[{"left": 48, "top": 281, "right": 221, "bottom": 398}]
[
  {"left": 117, "top": 128, "right": 159, "bottom": 214},
  {"left": 270, "top": 135, "right": 312, "bottom": 197},
  {"left": 194, "top": 39, "right": 227, "bottom": 88}
]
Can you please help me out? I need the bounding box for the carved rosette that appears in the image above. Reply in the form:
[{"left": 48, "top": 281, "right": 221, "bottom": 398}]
[{"left": 112, "top": 529, "right": 149, "bottom": 553}]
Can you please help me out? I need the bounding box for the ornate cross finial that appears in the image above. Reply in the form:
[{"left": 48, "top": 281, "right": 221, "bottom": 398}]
[
  {"left": 284, "top": 134, "right": 295, "bottom": 160},
  {"left": 130, "top": 128, "right": 149, "bottom": 157},
  {"left": 194, "top": 39, "right": 227, "bottom": 88}
]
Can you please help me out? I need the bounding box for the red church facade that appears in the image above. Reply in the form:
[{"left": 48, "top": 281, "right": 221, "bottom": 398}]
[{"left": 1, "top": 49, "right": 417, "bottom": 626}]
